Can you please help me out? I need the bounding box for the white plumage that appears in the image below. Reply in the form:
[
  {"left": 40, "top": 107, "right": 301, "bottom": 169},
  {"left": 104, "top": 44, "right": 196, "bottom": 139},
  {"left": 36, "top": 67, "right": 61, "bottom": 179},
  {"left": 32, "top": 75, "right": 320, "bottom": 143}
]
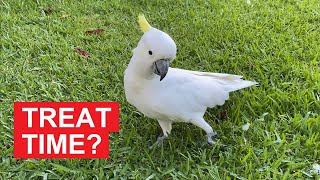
[{"left": 124, "top": 16, "right": 257, "bottom": 146}]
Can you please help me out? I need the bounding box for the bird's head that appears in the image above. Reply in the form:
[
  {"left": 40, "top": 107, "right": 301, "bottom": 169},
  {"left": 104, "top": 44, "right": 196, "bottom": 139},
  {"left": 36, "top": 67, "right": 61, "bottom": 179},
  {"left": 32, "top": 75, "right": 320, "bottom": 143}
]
[{"left": 133, "top": 15, "right": 177, "bottom": 81}]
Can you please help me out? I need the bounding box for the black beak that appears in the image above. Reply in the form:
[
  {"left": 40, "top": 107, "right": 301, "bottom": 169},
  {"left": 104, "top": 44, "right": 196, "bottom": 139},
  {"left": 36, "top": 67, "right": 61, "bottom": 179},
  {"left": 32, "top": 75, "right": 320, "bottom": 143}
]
[{"left": 152, "top": 59, "right": 170, "bottom": 81}]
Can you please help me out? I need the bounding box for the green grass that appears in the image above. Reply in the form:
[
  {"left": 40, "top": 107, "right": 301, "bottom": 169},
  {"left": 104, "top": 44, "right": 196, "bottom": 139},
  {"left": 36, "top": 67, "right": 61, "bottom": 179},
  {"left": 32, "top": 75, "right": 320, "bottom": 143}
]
[{"left": 1, "top": 0, "right": 320, "bottom": 179}]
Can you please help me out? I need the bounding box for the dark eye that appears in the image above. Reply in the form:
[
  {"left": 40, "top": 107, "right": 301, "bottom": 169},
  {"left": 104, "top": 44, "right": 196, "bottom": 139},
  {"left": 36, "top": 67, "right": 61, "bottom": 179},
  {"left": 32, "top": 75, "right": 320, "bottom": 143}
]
[{"left": 148, "top": 50, "right": 153, "bottom": 55}]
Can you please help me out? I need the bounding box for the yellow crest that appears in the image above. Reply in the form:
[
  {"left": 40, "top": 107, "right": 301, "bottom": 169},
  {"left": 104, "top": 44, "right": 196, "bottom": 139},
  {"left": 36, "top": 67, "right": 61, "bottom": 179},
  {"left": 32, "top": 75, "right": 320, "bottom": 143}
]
[{"left": 138, "top": 15, "right": 151, "bottom": 33}]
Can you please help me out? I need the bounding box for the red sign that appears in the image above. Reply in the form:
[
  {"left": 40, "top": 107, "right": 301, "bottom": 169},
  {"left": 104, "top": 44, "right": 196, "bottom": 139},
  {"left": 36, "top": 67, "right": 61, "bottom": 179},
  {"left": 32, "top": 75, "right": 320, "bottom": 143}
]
[{"left": 14, "top": 102, "right": 119, "bottom": 158}]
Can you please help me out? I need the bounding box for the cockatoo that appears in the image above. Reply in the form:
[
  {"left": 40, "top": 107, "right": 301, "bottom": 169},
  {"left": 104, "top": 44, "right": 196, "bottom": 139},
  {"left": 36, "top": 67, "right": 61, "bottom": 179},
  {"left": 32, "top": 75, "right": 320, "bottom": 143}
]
[{"left": 124, "top": 15, "right": 257, "bottom": 147}]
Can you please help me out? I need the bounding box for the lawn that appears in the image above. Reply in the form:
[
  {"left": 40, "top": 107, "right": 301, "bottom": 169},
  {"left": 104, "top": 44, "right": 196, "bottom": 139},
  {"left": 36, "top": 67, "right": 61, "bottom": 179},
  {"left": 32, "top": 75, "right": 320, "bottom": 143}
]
[{"left": 1, "top": 0, "right": 320, "bottom": 179}]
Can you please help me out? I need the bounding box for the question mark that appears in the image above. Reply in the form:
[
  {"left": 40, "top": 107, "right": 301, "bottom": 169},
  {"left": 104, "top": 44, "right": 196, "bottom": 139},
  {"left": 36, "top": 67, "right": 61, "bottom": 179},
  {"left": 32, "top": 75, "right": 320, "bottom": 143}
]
[{"left": 87, "top": 134, "right": 101, "bottom": 154}]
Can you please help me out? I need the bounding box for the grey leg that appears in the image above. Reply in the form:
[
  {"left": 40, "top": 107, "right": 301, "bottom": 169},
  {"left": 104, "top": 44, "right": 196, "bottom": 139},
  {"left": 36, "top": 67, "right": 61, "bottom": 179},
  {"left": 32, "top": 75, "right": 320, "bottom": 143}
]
[
  {"left": 150, "top": 120, "right": 172, "bottom": 149},
  {"left": 190, "top": 117, "right": 218, "bottom": 145}
]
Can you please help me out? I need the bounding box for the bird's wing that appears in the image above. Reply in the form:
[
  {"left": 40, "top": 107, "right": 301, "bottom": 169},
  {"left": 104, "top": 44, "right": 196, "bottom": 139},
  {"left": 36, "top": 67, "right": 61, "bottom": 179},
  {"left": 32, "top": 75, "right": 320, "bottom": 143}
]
[
  {"left": 173, "top": 68, "right": 258, "bottom": 92},
  {"left": 176, "top": 68, "right": 243, "bottom": 79},
  {"left": 157, "top": 68, "right": 257, "bottom": 109}
]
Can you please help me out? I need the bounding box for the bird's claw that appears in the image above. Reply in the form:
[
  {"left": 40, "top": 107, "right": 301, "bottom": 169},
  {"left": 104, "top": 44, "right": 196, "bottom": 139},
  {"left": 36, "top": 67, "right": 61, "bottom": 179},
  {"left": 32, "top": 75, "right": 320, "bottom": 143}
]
[
  {"left": 149, "top": 133, "right": 167, "bottom": 149},
  {"left": 207, "top": 131, "right": 227, "bottom": 147}
]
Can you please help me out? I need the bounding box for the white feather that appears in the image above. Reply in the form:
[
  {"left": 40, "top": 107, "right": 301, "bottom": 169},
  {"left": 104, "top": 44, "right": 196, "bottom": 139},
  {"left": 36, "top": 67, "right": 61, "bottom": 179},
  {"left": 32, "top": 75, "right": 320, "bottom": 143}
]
[{"left": 125, "top": 66, "right": 257, "bottom": 123}]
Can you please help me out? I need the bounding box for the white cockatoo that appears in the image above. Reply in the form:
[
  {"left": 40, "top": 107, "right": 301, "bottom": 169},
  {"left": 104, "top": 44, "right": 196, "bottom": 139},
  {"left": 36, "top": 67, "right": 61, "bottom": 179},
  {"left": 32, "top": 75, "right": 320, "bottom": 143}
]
[{"left": 124, "top": 15, "right": 257, "bottom": 146}]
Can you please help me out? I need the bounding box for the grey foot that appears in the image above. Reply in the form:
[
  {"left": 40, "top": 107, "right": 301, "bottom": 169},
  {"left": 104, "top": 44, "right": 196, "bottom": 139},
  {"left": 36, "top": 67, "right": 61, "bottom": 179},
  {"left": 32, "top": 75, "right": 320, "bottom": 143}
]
[
  {"left": 206, "top": 131, "right": 227, "bottom": 147},
  {"left": 149, "top": 132, "right": 167, "bottom": 149},
  {"left": 207, "top": 131, "right": 218, "bottom": 145}
]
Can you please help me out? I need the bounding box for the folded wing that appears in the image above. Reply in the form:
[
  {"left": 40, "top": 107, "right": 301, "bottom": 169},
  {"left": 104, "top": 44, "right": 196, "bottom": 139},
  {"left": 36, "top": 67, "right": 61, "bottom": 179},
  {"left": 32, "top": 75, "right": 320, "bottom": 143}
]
[{"left": 165, "top": 68, "right": 257, "bottom": 108}]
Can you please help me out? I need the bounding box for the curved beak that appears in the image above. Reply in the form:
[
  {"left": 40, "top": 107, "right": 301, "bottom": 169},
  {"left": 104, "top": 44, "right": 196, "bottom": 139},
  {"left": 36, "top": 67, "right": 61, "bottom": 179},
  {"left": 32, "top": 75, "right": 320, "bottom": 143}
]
[{"left": 152, "top": 59, "right": 170, "bottom": 81}]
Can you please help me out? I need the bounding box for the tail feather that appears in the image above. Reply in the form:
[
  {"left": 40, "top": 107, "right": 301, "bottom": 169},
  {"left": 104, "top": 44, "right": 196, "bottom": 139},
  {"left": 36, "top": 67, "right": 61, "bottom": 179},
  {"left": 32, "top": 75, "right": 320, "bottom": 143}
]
[{"left": 223, "top": 80, "right": 258, "bottom": 92}]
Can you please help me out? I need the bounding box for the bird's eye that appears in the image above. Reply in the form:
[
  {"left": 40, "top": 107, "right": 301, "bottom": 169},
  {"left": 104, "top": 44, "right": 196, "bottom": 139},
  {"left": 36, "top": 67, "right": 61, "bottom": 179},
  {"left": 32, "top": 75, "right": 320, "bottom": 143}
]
[{"left": 148, "top": 50, "right": 153, "bottom": 55}]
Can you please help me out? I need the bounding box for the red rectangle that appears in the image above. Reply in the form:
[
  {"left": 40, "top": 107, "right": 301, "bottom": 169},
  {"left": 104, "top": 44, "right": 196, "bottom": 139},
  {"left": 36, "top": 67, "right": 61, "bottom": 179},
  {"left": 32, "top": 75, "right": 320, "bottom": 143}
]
[{"left": 14, "top": 102, "right": 119, "bottom": 158}]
